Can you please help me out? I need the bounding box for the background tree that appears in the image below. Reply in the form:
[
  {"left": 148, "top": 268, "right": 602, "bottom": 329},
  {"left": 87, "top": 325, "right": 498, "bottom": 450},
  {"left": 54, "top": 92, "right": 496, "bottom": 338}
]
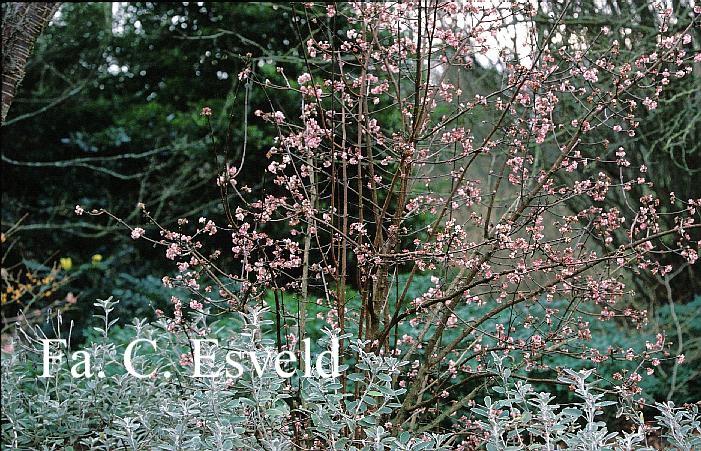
[
  {"left": 1, "top": 2, "right": 61, "bottom": 122},
  {"left": 1, "top": 2, "right": 309, "bottom": 329}
]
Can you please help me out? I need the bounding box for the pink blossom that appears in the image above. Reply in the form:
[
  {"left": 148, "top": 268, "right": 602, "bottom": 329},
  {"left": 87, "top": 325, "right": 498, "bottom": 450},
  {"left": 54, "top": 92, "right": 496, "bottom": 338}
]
[
  {"left": 179, "top": 353, "right": 193, "bottom": 367},
  {"left": 297, "top": 73, "right": 312, "bottom": 84},
  {"left": 583, "top": 68, "right": 599, "bottom": 83},
  {"left": 131, "top": 227, "right": 145, "bottom": 239},
  {"left": 642, "top": 97, "right": 657, "bottom": 111},
  {"left": 237, "top": 68, "right": 251, "bottom": 80},
  {"left": 202, "top": 220, "right": 217, "bottom": 236},
  {"left": 166, "top": 243, "right": 182, "bottom": 260}
]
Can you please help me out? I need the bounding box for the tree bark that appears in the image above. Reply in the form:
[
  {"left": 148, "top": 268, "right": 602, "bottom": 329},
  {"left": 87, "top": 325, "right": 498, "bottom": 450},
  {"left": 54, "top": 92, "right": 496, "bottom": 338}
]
[{"left": 2, "top": 2, "right": 61, "bottom": 124}]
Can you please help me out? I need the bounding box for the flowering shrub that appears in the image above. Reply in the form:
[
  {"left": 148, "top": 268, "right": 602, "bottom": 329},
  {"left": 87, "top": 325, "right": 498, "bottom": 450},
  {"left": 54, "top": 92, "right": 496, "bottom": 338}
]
[{"left": 3, "top": 1, "right": 700, "bottom": 449}]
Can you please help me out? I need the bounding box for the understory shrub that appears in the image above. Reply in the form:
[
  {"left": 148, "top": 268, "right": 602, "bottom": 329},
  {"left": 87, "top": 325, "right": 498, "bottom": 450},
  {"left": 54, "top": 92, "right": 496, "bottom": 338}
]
[
  {"left": 2, "top": 299, "right": 699, "bottom": 450},
  {"left": 1, "top": 299, "right": 452, "bottom": 450}
]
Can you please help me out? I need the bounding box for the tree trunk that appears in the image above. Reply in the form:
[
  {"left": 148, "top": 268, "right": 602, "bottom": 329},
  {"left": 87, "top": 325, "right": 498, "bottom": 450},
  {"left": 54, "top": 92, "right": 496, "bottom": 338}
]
[{"left": 2, "top": 2, "right": 61, "bottom": 124}]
